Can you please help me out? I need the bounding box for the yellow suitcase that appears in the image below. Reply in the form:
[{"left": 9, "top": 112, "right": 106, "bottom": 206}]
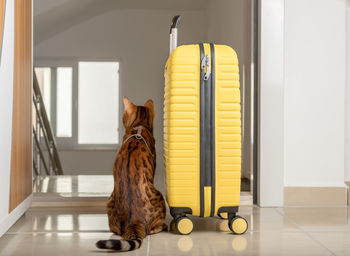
[{"left": 164, "top": 16, "right": 247, "bottom": 235}]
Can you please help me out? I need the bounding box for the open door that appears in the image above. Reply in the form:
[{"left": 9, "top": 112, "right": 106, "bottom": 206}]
[
  {"left": 0, "top": 0, "right": 5, "bottom": 62},
  {"left": 0, "top": 0, "right": 32, "bottom": 238},
  {"left": 9, "top": 0, "right": 32, "bottom": 212}
]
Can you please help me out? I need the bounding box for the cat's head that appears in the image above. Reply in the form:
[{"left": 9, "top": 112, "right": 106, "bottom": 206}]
[{"left": 123, "top": 96, "right": 154, "bottom": 133}]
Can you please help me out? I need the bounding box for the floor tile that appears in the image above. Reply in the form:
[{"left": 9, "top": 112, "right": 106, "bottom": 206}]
[
  {"left": 7, "top": 207, "right": 109, "bottom": 233},
  {"left": 173, "top": 206, "right": 299, "bottom": 233},
  {"left": 149, "top": 230, "right": 333, "bottom": 256},
  {"left": 0, "top": 233, "right": 148, "bottom": 256},
  {"left": 307, "top": 231, "right": 350, "bottom": 256},
  {"left": 2, "top": 206, "right": 348, "bottom": 255},
  {"left": 0, "top": 231, "right": 333, "bottom": 256},
  {"left": 33, "top": 175, "right": 114, "bottom": 197},
  {"left": 276, "top": 207, "right": 350, "bottom": 232}
]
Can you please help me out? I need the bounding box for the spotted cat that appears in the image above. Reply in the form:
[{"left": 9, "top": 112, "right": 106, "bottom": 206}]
[{"left": 96, "top": 97, "right": 167, "bottom": 252}]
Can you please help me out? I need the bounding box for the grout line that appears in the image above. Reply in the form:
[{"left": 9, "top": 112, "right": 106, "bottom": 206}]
[
  {"left": 147, "top": 235, "right": 150, "bottom": 256},
  {"left": 274, "top": 208, "right": 337, "bottom": 256}
]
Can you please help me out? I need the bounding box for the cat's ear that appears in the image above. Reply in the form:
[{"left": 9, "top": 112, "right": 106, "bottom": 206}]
[
  {"left": 144, "top": 99, "right": 154, "bottom": 116},
  {"left": 123, "top": 96, "right": 136, "bottom": 114}
]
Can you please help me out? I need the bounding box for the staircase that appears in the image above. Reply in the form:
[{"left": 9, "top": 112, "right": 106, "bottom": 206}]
[{"left": 33, "top": 72, "right": 63, "bottom": 176}]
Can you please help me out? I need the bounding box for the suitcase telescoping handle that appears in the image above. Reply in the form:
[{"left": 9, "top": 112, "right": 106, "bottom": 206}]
[{"left": 169, "top": 15, "right": 181, "bottom": 55}]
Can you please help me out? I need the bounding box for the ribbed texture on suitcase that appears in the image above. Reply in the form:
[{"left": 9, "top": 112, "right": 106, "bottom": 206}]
[
  {"left": 164, "top": 44, "right": 241, "bottom": 217},
  {"left": 214, "top": 45, "right": 241, "bottom": 213},
  {"left": 164, "top": 45, "right": 201, "bottom": 216}
]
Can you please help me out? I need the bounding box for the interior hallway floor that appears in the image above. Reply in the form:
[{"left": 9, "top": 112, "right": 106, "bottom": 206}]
[{"left": 0, "top": 206, "right": 349, "bottom": 255}]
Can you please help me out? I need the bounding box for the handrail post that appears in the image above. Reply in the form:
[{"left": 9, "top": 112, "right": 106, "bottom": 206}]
[
  {"left": 35, "top": 96, "right": 41, "bottom": 175},
  {"left": 49, "top": 141, "right": 54, "bottom": 175}
]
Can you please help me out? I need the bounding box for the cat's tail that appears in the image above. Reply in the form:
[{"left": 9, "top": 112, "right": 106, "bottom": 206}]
[{"left": 96, "top": 222, "right": 146, "bottom": 252}]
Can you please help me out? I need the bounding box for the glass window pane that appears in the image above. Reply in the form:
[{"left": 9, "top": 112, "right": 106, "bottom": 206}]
[
  {"left": 56, "top": 67, "right": 72, "bottom": 137},
  {"left": 34, "top": 67, "right": 51, "bottom": 121},
  {"left": 78, "top": 62, "right": 119, "bottom": 144}
]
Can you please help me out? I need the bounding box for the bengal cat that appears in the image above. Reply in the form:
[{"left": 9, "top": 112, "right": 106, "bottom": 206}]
[{"left": 96, "top": 97, "right": 167, "bottom": 252}]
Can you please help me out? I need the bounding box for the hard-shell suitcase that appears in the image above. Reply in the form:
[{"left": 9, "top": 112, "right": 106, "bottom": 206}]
[{"left": 163, "top": 16, "right": 248, "bottom": 235}]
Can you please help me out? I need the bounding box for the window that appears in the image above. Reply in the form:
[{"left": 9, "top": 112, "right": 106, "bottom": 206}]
[
  {"left": 35, "top": 67, "right": 73, "bottom": 137},
  {"left": 35, "top": 67, "right": 51, "bottom": 121},
  {"left": 57, "top": 68, "right": 73, "bottom": 137},
  {"left": 78, "top": 62, "right": 119, "bottom": 144},
  {"left": 34, "top": 59, "right": 120, "bottom": 148}
]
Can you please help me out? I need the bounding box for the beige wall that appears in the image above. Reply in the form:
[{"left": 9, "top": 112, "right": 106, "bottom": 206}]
[
  {"left": 34, "top": 8, "right": 208, "bottom": 193},
  {"left": 206, "top": 0, "right": 253, "bottom": 179},
  {"left": 34, "top": 3, "right": 253, "bottom": 194}
]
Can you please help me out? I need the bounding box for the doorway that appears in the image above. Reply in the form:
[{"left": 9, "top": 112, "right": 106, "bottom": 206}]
[{"left": 32, "top": 0, "right": 258, "bottom": 205}]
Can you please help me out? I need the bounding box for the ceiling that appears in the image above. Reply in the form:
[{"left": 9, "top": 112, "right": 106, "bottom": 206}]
[{"left": 34, "top": 0, "right": 208, "bottom": 45}]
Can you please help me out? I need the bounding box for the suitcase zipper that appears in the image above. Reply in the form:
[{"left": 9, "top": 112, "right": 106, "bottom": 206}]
[
  {"left": 201, "top": 54, "right": 210, "bottom": 80},
  {"left": 199, "top": 44, "right": 214, "bottom": 217}
]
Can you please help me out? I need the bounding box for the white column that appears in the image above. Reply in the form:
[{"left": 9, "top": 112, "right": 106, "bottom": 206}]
[
  {"left": 345, "top": 0, "right": 350, "bottom": 182},
  {"left": 259, "top": 0, "right": 285, "bottom": 206}
]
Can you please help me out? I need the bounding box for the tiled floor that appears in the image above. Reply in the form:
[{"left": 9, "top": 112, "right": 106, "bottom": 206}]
[{"left": 0, "top": 206, "right": 349, "bottom": 255}]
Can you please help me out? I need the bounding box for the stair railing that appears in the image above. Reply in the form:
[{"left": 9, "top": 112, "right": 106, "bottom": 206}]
[{"left": 33, "top": 72, "right": 63, "bottom": 175}]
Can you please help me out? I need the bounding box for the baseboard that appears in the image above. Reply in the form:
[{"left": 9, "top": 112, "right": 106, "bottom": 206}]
[
  {"left": 0, "top": 194, "right": 32, "bottom": 237},
  {"left": 284, "top": 186, "right": 348, "bottom": 207}
]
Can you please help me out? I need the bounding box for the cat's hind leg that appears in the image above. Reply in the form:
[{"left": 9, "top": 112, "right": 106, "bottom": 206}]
[
  {"left": 150, "top": 223, "right": 167, "bottom": 234},
  {"left": 109, "top": 222, "right": 121, "bottom": 235},
  {"left": 149, "top": 219, "right": 168, "bottom": 235},
  {"left": 107, "top": 191, "right": 122, "bottom": 235}
]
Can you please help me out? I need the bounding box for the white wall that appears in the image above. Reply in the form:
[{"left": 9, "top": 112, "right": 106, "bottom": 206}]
[
  {"left": 206, "top": 0, "right": 253, "bottom": 179},
  {"left": 345, "top": 0, "right": 350, "bottom": 182},
  {"left": 34, "top": 9, "right": 207, "bottom": 193},
  {"left": 0, "top": 0, "right": 14, "bottom": 233},
  {"left": 284, "top": 0, "right": 346, "bottom": 187}
]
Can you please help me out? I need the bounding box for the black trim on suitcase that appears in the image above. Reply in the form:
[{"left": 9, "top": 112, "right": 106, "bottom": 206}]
[
  {"left": 210, "top": 43, "right": 216, "bottom": 217},
  {"left": 203, "top": 49, "right": 212, "bottom": 190},
  {"left": 170, "top": 207, "right": 192, "bottom": 218},
  {"left": 200, "top": 43, "right": 216, "bottom": 217},
  {"left": 199, "top": 43, "right": 205, "bottom": 217},
  {"left": 217, "top": 206, "right": 239, "bottom": 214}
]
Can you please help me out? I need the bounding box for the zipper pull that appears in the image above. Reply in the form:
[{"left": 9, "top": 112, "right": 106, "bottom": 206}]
[{"left": 201, "top": 55, "right": 210, "bottom": 80}]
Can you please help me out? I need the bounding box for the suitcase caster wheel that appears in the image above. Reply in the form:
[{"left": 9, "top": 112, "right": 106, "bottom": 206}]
[
  {"left": 228, "top": 216, "right": 248, "bottom": 235},
  {"left": 169, "top": 219, "right": 176, "bottom": 232},
  {"left": 175, "top": 216, "right": 193, "bottom": 235},
  {"left": 218, "top": 212, "right": 228, "bottom": 219}
]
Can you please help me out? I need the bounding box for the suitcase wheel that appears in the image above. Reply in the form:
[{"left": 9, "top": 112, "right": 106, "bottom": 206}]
[
  {"left": 228, "top": 216, "right": 248, "bottom": 235},
  {"left": 169, "top": 219, "right": 177, "bottom": 232},
  {"left": 175, "top": 216, "right": 193, "bottom": 235},
  {"left": 218, "top": 212, "right": 228, "bottom": 219}
]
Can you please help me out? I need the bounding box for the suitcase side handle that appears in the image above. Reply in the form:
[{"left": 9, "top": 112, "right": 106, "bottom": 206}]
[{"left": 169, "top": 15, "right": 181, "bottom": 55}]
